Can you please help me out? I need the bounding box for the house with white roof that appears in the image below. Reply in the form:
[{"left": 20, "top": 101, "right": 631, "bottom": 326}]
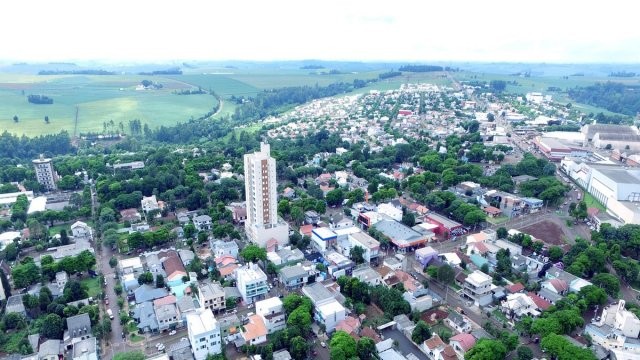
[{"left": 186, "top": 308, "right": 222, "bottom": 360}]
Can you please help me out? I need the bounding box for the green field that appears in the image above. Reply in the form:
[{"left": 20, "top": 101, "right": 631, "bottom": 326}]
[
  {"left": 584, "top": 192, "right": 606, "bottom": 212},
  {"left": 0, "top": 74, "right": 217, "bottom": 136},
  {"left": 81, "top": 277, "right": 101, "bottom": 298}
]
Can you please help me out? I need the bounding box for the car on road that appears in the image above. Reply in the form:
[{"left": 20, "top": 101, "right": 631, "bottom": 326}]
[
  {"left": 320, "top": 342, "right": 326, "bottom": 348},
  {"left": 169, "top": 330, "right": 176, "bottom": 336},
  {"left": 105, "top": 298, "right": 109, "bottom": 305},
  {"left": 156, "top": 343, "right": 163, "bottom": 349}
]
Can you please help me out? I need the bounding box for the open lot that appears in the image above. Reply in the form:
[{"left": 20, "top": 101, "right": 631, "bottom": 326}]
[
  {"left": 0, "top": 74, "right": 217, "bottom": 136},
  {"left": 521, "top": 219, "right": 567, "bottom": 245}
]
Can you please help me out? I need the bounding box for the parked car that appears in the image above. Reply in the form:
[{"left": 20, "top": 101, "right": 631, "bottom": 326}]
[
  {"left": 320, "top": 342, "right": 326, "bottom": 348},
  {"left": 169, "top": 330, "right": 176, "bottom": 336}
]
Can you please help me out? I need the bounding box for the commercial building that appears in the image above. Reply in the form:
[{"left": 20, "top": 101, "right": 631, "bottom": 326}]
[
  {"left": 33, "top": 154, "right": 58, "bottom": 191},
  {"left": 279, "top": 264, "right": 314, "bottom": 290},
  {"left": 311, "top": 227, "right": 337, "bottom": 252},
  {"left": 462, "top": 270, "right": 493, "bottom": 307},
  {"left": 423, "top": 213, "right": 464, "bottom": 237},
  {"left": 336, "top": 231, "right": 380, "bottom": 263},
  {"left": 186, "top": 308, "right": 222, "bottom": 360},
  {"left": 235, "top": 263, "right": 268, "bottom": 304},
  {"left": 561, "top": 159, "right": 640, "bottom": 224},
  {"left": 244, "top": 143, "right": 289, "bottom": 247},
  {"left": 534, "top": 136, "right": 590, "bottom": 161},
  {"left": 373, "top": 219, "right": 431, "bottom": 249}
]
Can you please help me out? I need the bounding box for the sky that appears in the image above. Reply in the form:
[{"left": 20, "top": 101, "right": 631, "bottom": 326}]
[{"left": 2, "top": 0, "right": 639, "bottom": 64}]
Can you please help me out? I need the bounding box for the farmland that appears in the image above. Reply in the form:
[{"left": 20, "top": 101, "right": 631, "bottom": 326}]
[{"left": 0, "top": 74, "right": 217, "bottom": 137}]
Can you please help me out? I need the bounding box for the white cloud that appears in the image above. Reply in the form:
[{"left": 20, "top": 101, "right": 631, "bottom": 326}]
[{"left": 1, "top": 0, "right": 639, "bottom": 63}]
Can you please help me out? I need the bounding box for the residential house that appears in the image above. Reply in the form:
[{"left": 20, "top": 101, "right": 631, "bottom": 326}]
[
  {"left": 538, "top": 288, "right": 563, "bottom": 305},
  {"left": 141, "top": 195, "right": 161, "bottom": 213},
  {"left": 282, "top": 187, "right": 296, "bottom": 199},
  {"left": 154, "top": 295, "right": 180, "bottom": 331},
  {"left": 218, "top": 313, "right": 241, "bottom": 343},
  {"left": 187, "top": 309, "right": 222, "bottom": 360},
  {"left": 304, "top": 211, "right": 320, "bottom": 225},
  {"left": 279, "top": 264, "right": 314, "bottom": 290},
  {"left": 274, "top": 246, "right": 304, "bottom": 265},
  {"left": 70, "top": 221, "right": 92, "bottom": 239},
  {"left": 345, "top": 231, "right": 380, "bottom": 263},
  {"left": 527, "top": 292, "right": 552, "bottom": 312},
  {"left": 134, "top": 285, "right": 169, "bottom": 304},
  {"left": 55, "top": 271, "right": 68, "bottom": 289},
  {"left": 335, "top": 316, "right": 361, "bottom": 337},
  {"left": 462, "top": 271, "right": 493, "bottom": 307},
  {"left": 198, "top": 282, "right": 226, "bottom": 313},
  {"left": 273, "top": 350, "right": 293, "bottom": 360},
  {"left": 120, "top": 208, "right": 142, "bottom": 223},
  {"left": 241, "top": 314, "right": 268, "bottom": 346},
  {"left": 445, "top": 311, "right": 472, "bottom": 333},
  {"left": 403, "top": 288, "right": 434, "bottom": 312},
  {"left": 178, "top": 249, "right": 195, "bottom": 267},
  {"left": 5, "top": 295, "right": 25, "bottom": 316},
  {"left": 215, "top": 255, "right": 239, "bottom": 278},
  {"left": 159, "top": 250, "right": 188, "bottom": 286},
  {"left": 193, "top": 215, "right": 212, "bottom": 231},
  {"left": 256, "top": 297, "right": 286, "bottom": 334},
  {"left": 541, "top": 278, "right": 569, "bottom": 296},
  {"left": 235, "top": 263, "right": 268, "bottom": 304},
  {"left": 415, "top": 246, "right": 438, "bottom": 267},
  {"left": 211, "top": 240, "right": 239, "bottom": 259},
  {"left": 65, "top": 313, "right": 92, "bottom": 343},
  {"left": 383, "top": 256, "right": 402, "bottom": 271},
  {"left": 421, "top": 334, "right": 457, "bottom": 360},
  {"left": 329, "top": 214, "right": 354, "bottom": 231},
  {"left": 38, "top": 339, "right": 62, "bottom": 360},
  {"left": 352, "top": 265, "right": 383, "bottom": 287},
  {"left": 119, "top": 256, "right": 143, "bottom": 275},
  {"left": 176, "top": 295, "right": 198, "bottom": 327},
  {"left": 229, "top": 205, "right": 247, "bottom": 225},
  {"left": 72, "top": 337, "right": 98, "bottom": 360},
  {"left": 449, "top": 333, "right": 477, "bottom": 359},
  {"left": 302, "top": 283, "right": 346, "bottom": 333},
  {"left": 501, "top": 293, "right": 539, "bottom": 320}
]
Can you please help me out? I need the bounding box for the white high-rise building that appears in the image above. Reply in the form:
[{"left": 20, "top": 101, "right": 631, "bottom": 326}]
[
  {"left": 33, "top": 154, "right": 58, "bottom": 191},
  {"left": 244, "top": 143, "right": 289, "bottom": 247},
  {"left": 186, "top": 308, "right": 222, "bottom": 360}
]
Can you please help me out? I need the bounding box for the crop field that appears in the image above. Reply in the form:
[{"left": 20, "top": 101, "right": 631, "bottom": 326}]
[{"left": 0, "top": 74, "right": 217, "bottom": 137}]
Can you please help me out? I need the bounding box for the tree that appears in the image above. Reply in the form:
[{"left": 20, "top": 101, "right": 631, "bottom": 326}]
[
  {"left": 436, "top": 264, "right": 455, "bottom": 285},
  {"left": 12, "top": 258, "right": 41, "bottom": 288},
  {"left": 59, "top": 229, "right": 70, "bottom": 245},
  {"left": 290, "top": 206, "right": 304, "bottom": 225},
  {"left": 113, "top": 351, "right": 146, "bottom": 360},
  {"left": 64, "top": 280, "right": 88, "bottom": 302},
  {"left": 579, "top": 285, "right": 607, "bottom": 307},
  {"left": 516, "top": 346, "right": 533, "bottom": 360},
  {"left": 41, "top": 313, "right": 64, "bottom": 339},
  {"left": 592, "top": 273, "right": 620, "bottom": 296},
  {"left": 287, "top": 306, "right": 312, "bottom": 336},
  {"left": 402, "top": 212, "right": 416, "bottom": 227},
  {"left": 137, "top": 272, "right": 154, "bottom": 285},
  {"left": 357, "top": 337, "right": 377, "bottom": 360},
  {"left": 548, "top": 246, "right": 563, "bottom": 262},
  {"left": 109, "top": 256, "right": 118, "bottom": 268},
  {"left": 4, "top": 312, "right": 26, "bottom": 330},
  {"left": 466, "top": 339, "right": 507, "bottom": 360},
  {"left": 289, "top": 336, "right": 309, "bottom": 360},
  {"left": 350, "top": 245, "right": 366, "bottom": 264},
  {"left": 240, "top": 244, "right": 267, "bottom": 263},
  {"left": 4, "top": 242, "right": 18, "bottom": 261},
  {"left": 330, "top": 330, "right": 357, "bottom": 359},
  {"left": 155, "top": 274, "right": 165, "bottom": 288},
  {"left": 411, "top": 321, "right": 432, "bottom": 344},
  {"left": 325, "top": 188, "right": 345, "bottom": 207}
]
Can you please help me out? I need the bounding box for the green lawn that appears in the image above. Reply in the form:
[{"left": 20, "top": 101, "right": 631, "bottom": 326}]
[
  {"left": 0, "top": 74, "right": 217, "bottom": 136},
  {"left": 130, "top": 334, "right": 145, "bottom": 343},
  {"left": 81, "top": 277, "right": 101, "bottom": 298},
  {"left": 584, "top": 192, "right": 606, "bottom": 212},
  {"left": 486, "top": 215, "right": 509, "bottom": 225},
  {"left": 127, "top": 321, "right": 138, "bottom": 333},
  {"left": 491, "top": 309, "right": 509, "bottom": 323}
]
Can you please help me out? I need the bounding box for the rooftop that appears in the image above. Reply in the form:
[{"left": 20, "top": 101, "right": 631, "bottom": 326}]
[
  {"left": 243, "top": 314, "right": 267, "bottom": 341},
  {"left": 349, "top": 231, "right": 380, "bottom": 249},
  {"left": 374, "top": 220, "right": 426, "bottom": 247},
  {"left": 186, "top": 308, "right": 218, "bottom": 334},
  {"left": 466, "top": 270, "right": 492, "bottom": 285}
]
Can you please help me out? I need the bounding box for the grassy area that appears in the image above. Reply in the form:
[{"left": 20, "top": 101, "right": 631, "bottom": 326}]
[
  {"left": 0, "top": 74, "right": 217, "bottom": 136},
  {"left": 81, "top": 277, "right": 101, "bottom": 298},
  {"left": 431, "top": 323, "right": 453, "bottom": 341},
  {"left": 584, "top": 192, "right": 606, "bottom": 212},
  {"left": 127, "top": 321, "right": 138, "bottom": 333},
  {"left": 486, "top": 215, "right": 509, "bottom": 225},
  {"left": 491, "top": 309, "right": 509, "bottom": 323},
  {"left": 130, "top": 334, "right": 145, "bottom": 343}
]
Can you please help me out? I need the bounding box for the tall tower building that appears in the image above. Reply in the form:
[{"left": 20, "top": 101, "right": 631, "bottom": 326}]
[
  {"left": 32, "top": 154, "right": 58, "bottom": 191},
  {"left": 244, "top": 143, "right": 289, "bottom": 248}
]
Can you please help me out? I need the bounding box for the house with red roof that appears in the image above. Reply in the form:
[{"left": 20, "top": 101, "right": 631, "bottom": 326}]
[
  {"left": 506, "top": 283, "right": 525, "bottom": 294},
  {"left": 542, "top": 278, "right": 569, "bottom": 295},
  {"left": 483, "top": 206, "right": 502, "bottom": 218},
  {"left": 450, "top": 333, "right": 477, "bottom": 358},
  {"left": 528, "top": 292, "right": 552, "bottom": 311}
]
